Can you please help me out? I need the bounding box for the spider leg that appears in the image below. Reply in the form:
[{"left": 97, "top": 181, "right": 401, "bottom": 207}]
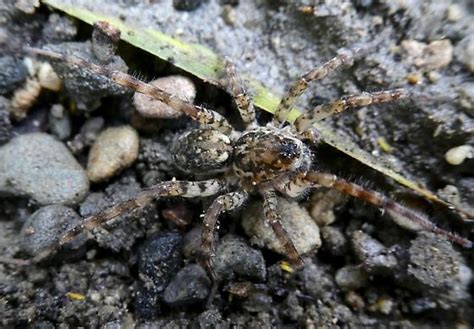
[
  {"left": 24, "top": 47, "right": 234, "bottom": 135},
  {"left": 201, "top": 190, "right": 249, "bottom": 279},
  {"left": 293, "top": 89, "right": 408, "bottom": 133},
  {"left": 224, "top": 61, "right": 257, "bottom": 129},
  {"left": 1, "top": 179, "right": 225, "bottom": 266},
  {"left": 261, "top": 189, "right": 304, "bottom": 267},
  {"left": 285, "top": 171, "right": 473, "bottom": 249},
  {"left": 272, "top": 47, "right": 361, "bottom": 126}
]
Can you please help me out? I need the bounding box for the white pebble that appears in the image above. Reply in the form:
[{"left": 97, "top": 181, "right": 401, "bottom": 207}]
[{"left": 444, "top": 145, "right": 473, "bottom": 165}]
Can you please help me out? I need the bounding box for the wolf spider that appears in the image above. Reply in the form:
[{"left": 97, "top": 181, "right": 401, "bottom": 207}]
[{"left": 1, "top": 46, "right": 472, "bottom": 275}]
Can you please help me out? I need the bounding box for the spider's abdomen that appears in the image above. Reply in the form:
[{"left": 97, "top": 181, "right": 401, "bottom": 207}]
[
  {"left": 171, "top": 128, "right": 232, "bottom": 174},
  {"left": 233, "top": 127, "right": 311, "bottom": 184}
]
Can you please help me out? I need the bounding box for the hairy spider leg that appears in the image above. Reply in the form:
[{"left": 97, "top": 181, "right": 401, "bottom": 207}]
[
  {"left": 286, "top": 171, "right": 473, "bottom": 249},
  {"left": 24, "top": 47, "right": 234, "bottom": 135},
  {"left": 0, "top": 179, "right": 225, "bottom": 266},
  {"left": 224, "top": 61, "right": 257, "bottom": 128},
  {"left": 201, "top": 190, "right": 249, "bottom": 279},
  {"left": 262, "top": 189, "right": 304, "bottom": 266},
  {"left": 272, "top": 47, "right": 360, "bottom": 126},
  {"left": 293, "top": 89, "right": 408, "bottom": 133}
]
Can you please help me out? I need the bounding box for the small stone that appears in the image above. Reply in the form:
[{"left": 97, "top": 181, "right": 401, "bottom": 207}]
[
  {"left": 163, "top": 264, "right": 211, "bottom": 307},
  {"left": 133, "top": 76, "right": 196, "bottom": 119},
  {"left": 242, "top": 197, "right": 321, "bottom": 256},
  {"left": 446, "top": 4, "right": 463, "bottom": 22},
  {"left": 20, "top": 205, "right": 87, "bottom": 258},
  {"left": 458, "top": 83, "right": 474, "bottom": 116},
  {"left": 87, "top": 126, "right": 140, "bottom": 182},
  {"left": 320, "top": 226, "right": 347, "bottom": 256},
  {"left": 48, "top": 104, "right": 71, "bottom": 140},
  {"left": 37, "top": 62, "right": 62, "bottom": 91},
  {"left": 455, "top": 35, "right": 474, "bottom": 73},
  {"left": 173, "top": 0, "right": 207, "bottom": 11},
  {"left": 335, "top": 265, "right": 369, "bottom": 291},
  {"left": 10, "top": 78, "right": 42, "bottom": 120},
  {"left": 345, "top": 291, "right": 365, "bottom": 311},
  {"left": 0, "top": 96, "right": 12, "bottom": 145},
  {"left": 0, "top": 56, "right": 28, "bottom": 95},
  {"left": 42, "top": 14, "right": 78, "bottom": 42},
  {"left": 0, "top": 133, "right": 89, "bottom": 205},
  {"left": 444, "top": 145, "right": 472, "bottom": 165},
  {"left": 213, "top": 234, "right": 266, "bottom": 281},
  {"left": 135, "top": 232, "right": 183, "bottom": 318},
  {"left": 401, "top": 39, "right": 453, "bottom": 70},
  {"left": 309, "top": 190, "right": 342, "bottom": 227}
]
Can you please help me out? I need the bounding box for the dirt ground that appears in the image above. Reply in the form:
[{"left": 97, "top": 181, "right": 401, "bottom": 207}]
[{"left": 0, "top": 0, "right": 473, "bottom": 328}]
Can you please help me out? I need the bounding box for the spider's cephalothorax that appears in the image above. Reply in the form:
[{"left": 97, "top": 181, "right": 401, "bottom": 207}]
[
  {"left": 233, "top": 126, "right": 312, "bottom": 186},
  {"left": 2, "top": 46, "right": 471, "bottom": 276}
]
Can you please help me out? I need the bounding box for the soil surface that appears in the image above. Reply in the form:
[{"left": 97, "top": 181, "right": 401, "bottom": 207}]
[{"left": 0, "top": 0, "right": 473, "bottom": 328}]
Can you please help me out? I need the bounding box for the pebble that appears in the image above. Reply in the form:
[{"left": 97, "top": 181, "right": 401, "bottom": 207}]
[
  {"left": 163, "top": 264, "right": 211, "bottom": 307},
  {"left": 20, "top": 205, "right": 86, "bottom": 258},
  {"left": 458, "top": 83, "right": 474, "bottom": 116},
  {"left": 320, "top": 226, "right": 347, "bottom": 257},
  {"left": 133, "top": 76, "right": 196, "bottom": 119},
  {"left": 135, "top": 232, "right": 183, "bottom": 318},
  {"left": 213, "top": 234, "right": 266, "bottom": 281},
  {"left": 0, "top": 96, "right": 12, "bottom": 145},
  {"left": 401, "top": 39, "right": 453, "bottom": 70},
  {"left": 0, "top": 133, "right": 89, "bottom": 205},
  {"left": 87, "top": 125, "right": 140, "bottom": 182},
  {"left": 455, "top": 34, "right": 474, "bottom": 73},
  {"left": 0, "top": 56, "right": 28, "bottom": 95},
  {"left": 444, "top": 145, "right": 472, "bottom": 165},
  {"left": 351, "top": 231, "right": 398, "bottom": 275},
  {"left": 335, "top": 265, "right": 369, "bottom": 291},
  {"left": 37, "top": 62, "right": 62, "bottom": 91},
  {"left": 309, "top": 190, "right": 343, "bottom": 227},
  {"left": 48, "top": 104, "right": 71, "bottom": 140},
  {"left": 242, "top": 197, "right": 321, "bottom": 256},
  {"left": 173, "top": 0, "right": 206, "bottom": 11},
  {"left": 42, "top": 13, "right": 78, "bottom": 43}
]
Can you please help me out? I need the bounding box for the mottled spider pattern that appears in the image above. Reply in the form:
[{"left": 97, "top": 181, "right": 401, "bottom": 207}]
[{"left": 2, "top": 46, "right": 472, "bottom": 276}]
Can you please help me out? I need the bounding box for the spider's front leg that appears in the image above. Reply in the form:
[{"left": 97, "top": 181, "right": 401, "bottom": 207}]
[
  {"left": 285, "top": 171, "right": 473, "bottom": 249},
  {"left": 224, "top": 61, "right": 257, "bottom": 129},
  {"left": 261, "top": 189, "right": 304, "bottom": 267},
  {"left": 0, "top": 179, "right": 225, "bottom": 266},
  {"left": 201, "top": 190, "right": 248, "bottom": 279}
]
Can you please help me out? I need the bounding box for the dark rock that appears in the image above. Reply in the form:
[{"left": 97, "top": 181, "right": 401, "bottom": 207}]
[
  {"left": 42, "top": 13, "right": 77, "bottom": 42},
  {"left": 0, "top": 96, "right": 12, "bottom": 145},
  {"left": 213, "top": 234, "right": 266, "bottom": 281},
  {"left": 20, "top": 205, "right": 86, "bottom": 259},
  {"left": 163, "top": 264, "right": 211, "bottom": 307},
  {"left": 0, "top": 56, "right": 27, "bottom": 95},
  {"left": 135, "top": 232, "right": 183, "bottom": 318},
  {"left": 320, "top": 226, "right": 347, "bottom": 256},
  {"left": 173, "top": 0, "right": 207, "bottom": 11}
]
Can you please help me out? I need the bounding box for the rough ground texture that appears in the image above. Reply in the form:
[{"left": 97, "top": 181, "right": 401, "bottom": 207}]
[{"left": 0, "top": 0, "right": 473, "bottom": 328}]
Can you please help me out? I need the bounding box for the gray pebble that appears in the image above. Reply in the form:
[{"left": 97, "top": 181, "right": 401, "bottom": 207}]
[
  {"left": 455, "top": 34, "right": 474, "bottom": 73},
  {"left": 87, "top": 126, "right": 140, "bottom": 183},
  {"left": 20, "top": 205, "right": 86, "bottom": 258},
  {"left": 335, "top": 265, "right": 369, "bottom": 291},
  {"left": 163, "top": 264, "right": 211, "bottom": 307},
  {"left": 241, "top": 197, "right": 321, "bottom": 256},
  {"left": 0, "top": 133, "right": 89, "bottom": 206},
  {"left": 133, "top": 76, "right": 196, "bottom": 119},
  {"left": 320, "top": 226, "right": 347, "bottom": 256},
  {"left": 213, "top": 234, "right": 266, "bottom": 281},
  {"left": 458, "top": 83, "right": 474, "bottom": 116},
  {"left": 0, "top": 96, "right": 12, "bottom": 145},
  {"left": 351, "top": 231, "right": 398, "bottom": 275},
  {"left": 48, "top": 104, "right": 71, "bottom": 140},
  {"left": 0, "top": 56, "right": 27, "bottom": 95},
  {"left": 42, "top": 13, "right": 78, "bottom": 43}
]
